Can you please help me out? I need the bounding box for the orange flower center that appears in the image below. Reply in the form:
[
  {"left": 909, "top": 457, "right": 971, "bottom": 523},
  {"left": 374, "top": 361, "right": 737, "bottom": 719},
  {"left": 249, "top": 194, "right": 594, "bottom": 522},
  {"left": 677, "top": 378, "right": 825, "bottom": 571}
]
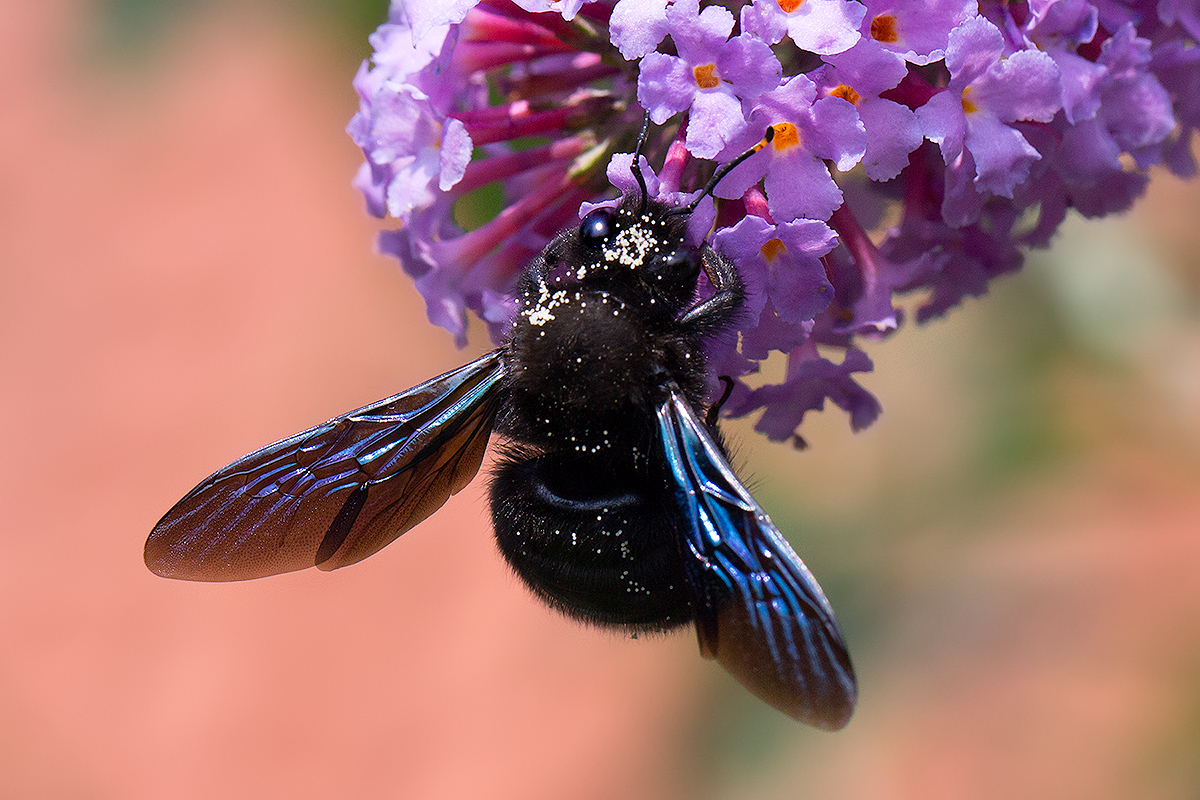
[
  {"left": 777, "top": 0, "right": 803, "bottom": 11},
  {"left": 771, "top": 122, "right": 801, "bottom": 151},
  {"left": 760, "top": 237, "right": 787, "bottom": 262},
  {"left": 961, "top": 87, "right": 977, "bottom": 114},
  {"left": 830, "top": 84, "right": 861, "bottom": 105},
  {"left": 693, "top": 64, "right": 719, "bottom": 89},
  {"left": 870, "top": 14, "right": 898, "bottom": 43}
]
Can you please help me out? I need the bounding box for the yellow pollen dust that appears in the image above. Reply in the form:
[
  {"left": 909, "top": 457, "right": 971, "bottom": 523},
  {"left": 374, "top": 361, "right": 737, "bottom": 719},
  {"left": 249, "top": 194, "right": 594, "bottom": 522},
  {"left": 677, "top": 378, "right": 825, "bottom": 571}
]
[
  {"left": 960, "top": 87, "right": 977, "bottom": 114},
  {"left": 771, "top": 122, "right": 801, "bottom": 151},
  {"left": 760, "top": 238, "right": 787, "bottom": 262},
  {"left": 830, "top": 84, "right": 861, "bottom": 105},
  {"left": 777, "top": 0, "right": 803, "bottom": 11},
  {"left": 693, "top": 64, "right": 719, "bottom": 89},
  {"left": 870, "top": 14, "right": 898, "bottom": 43}
]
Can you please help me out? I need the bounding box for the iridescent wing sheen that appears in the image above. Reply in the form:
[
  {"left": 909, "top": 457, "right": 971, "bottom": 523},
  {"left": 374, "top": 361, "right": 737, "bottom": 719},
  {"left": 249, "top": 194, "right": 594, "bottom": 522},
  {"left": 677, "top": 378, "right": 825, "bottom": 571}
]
[
  {"left": 146, "top": 350, "right": 506, "bottom": 581},
  {"left": 656, "top": 387, "right": 858, "bottom": 730}
]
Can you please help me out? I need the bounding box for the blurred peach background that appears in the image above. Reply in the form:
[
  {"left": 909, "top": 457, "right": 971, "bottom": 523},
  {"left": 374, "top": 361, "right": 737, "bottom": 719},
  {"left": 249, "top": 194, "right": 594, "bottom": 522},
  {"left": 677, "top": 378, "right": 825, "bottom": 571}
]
[{"left": 3, "top": 2, "right": 1200, "bottom": 798}]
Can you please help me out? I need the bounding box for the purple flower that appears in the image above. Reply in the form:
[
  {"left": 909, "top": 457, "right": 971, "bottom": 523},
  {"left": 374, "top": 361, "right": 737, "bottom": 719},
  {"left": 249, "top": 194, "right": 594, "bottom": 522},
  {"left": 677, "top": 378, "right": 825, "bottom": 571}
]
[
  {"left": 367, "top": 84, "right": 471, "bottom": 220},
  {"left": 1095, "top": 22, "right": 1175, "bottom": 169},
  {"left": 878, "top": 149, "right": 1026, "bottom": 323},
  {"left": 1089, "top": 0, "right": 1144, "bottom": 37},
  {"left": 741, "top": 303, "right": 814, "bottom": 361},
  {"left": 347, "top": 20, "right": 466, "bottom": 219},
  {"left": 382, "top": 170, "right": 594, "bottom": 344},
  {"left": 1158, "top": 0, "right": 1200, "bottom": 42},
  {"left": 349, "top": 0, "right": 1200, "bottom": 443},
  {"left": 390, "top": 0, "right": 477, "bottom": 39},
  {"left": 610, "top": 0, "right": 670, "bottom": 60},
  {"left": 637, "top": 0, "right": 781, "bottom": 158},
  {"left": 816, "top": 39, "right": 923, "bottom": 180},
  {"left": 825, "top": 204, "right": 926, "bottom": 333},
  {"left": 510, "top": 0, "right": 586, "bottom": 19},
  {"left": 917, "top": 16, "right": 1062, "bottom": 222},
  {"left": 712, "top": 212, "right": 837, "bottom": 323},
  {"left": 856, "top": 0, "right": 977, "bottom": 65},
  {"left": 741, "top": 0, "right": 867, "bottom": 55},
  {"left": 1151, "top": 38, "right": 1200, "bottom": 176},
  {"left": 715, "top": 74, "right": 867, "bottom": 222},
  {"left": 1022, "top": 0, "right": 1107, "bottom": 124},
  {"left": 732, "top": 343, "right": 881, "bottom": 446}
]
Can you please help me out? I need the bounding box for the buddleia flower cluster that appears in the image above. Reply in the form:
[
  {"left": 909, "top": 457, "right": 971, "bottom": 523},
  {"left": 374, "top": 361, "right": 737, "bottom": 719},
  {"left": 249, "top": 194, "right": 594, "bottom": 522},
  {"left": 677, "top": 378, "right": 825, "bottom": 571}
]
[{"left": 348, "top": 0, "right": 1199, "bottom": 446}]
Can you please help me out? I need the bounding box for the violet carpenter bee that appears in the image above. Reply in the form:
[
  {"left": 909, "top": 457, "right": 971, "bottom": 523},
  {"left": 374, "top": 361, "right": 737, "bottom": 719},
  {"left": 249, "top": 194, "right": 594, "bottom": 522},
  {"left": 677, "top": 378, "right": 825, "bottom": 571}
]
[{"left": 146, "top": 128, "right": 857, "bottom": 730}]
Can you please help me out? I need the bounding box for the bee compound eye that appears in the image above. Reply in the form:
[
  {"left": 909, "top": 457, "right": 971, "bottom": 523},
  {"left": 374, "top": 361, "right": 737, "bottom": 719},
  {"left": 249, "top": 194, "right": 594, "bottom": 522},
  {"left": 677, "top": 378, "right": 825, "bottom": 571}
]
[{"left": 579, "top": 208, "right": 613, "bottom": 245}]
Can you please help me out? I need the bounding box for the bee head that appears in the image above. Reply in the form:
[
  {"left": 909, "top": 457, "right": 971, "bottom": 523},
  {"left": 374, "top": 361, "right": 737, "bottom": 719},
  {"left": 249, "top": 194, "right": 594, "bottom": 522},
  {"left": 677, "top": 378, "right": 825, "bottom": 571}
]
[
  {"left": 554, "top": 194, "right": 699, "bottom": 309},
  {"left": 528, "top": 125, "right": 774, "bottom": 318}
]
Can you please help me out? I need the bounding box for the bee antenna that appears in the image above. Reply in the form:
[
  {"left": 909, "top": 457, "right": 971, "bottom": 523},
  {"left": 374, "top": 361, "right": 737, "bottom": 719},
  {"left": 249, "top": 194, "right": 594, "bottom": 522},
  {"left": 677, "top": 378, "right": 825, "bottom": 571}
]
[
  {"left": 632, "top": 111, "right": 651, "bottom": 217},
  {"left": 669, "top": 126, "right": 775, "bottom": 217}
]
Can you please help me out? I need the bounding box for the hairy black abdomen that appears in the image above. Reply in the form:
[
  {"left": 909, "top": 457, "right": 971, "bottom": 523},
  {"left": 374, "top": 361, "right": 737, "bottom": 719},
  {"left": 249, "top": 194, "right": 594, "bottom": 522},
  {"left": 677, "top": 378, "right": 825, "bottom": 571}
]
[{"left": 489, "top": 450, "right": 692, "bottom": 631}]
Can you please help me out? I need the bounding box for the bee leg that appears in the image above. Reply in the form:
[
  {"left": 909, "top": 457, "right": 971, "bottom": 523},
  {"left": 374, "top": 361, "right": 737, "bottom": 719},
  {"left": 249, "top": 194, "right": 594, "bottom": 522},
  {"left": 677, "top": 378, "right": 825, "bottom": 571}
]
[
  {"left": 679, "top": 248, "right": 745, "bottom": 334},
  {"left": 704, "top": 376, "right": 736, "bottom": 427}
]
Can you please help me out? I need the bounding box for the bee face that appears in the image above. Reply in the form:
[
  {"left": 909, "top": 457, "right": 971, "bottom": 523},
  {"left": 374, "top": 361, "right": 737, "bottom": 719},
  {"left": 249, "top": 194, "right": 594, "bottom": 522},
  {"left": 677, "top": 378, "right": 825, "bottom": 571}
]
[{"left": 533, "top": 199, "right": 702, "bottom": 314}]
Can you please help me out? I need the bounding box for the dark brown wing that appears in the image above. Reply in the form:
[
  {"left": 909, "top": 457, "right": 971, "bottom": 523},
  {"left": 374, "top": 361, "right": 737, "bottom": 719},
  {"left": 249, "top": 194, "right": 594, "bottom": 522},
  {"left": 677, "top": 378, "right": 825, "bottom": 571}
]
[
  {"left": 656, "top": 386, "right": 857, "bottom": 730},
  {"left": 145, "top": 350, "right": 506, "bottom": 581}
]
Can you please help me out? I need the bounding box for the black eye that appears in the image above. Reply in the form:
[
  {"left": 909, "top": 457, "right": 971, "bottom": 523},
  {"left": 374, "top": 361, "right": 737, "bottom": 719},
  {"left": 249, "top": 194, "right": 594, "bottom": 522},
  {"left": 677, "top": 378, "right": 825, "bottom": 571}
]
[{"left": 579, "top": 208, "right": 612, "bottom": 245}]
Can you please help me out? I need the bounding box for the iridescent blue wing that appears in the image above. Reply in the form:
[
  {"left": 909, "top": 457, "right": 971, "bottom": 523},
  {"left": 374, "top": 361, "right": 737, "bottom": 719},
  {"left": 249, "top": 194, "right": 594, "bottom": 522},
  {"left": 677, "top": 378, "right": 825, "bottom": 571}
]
[
  {"left": 146, "top": 350, "right": 506, "bottom": 581},
  {"left": 656, "top": 387, "right": 857, "bottom": 729}
]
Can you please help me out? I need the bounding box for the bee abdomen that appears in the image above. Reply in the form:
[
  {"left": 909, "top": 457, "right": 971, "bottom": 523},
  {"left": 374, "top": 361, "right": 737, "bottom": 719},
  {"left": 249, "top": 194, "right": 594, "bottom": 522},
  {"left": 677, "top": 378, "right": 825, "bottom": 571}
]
[{"left": 489, "top": 450, "right": 692, "bottom": 631}]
